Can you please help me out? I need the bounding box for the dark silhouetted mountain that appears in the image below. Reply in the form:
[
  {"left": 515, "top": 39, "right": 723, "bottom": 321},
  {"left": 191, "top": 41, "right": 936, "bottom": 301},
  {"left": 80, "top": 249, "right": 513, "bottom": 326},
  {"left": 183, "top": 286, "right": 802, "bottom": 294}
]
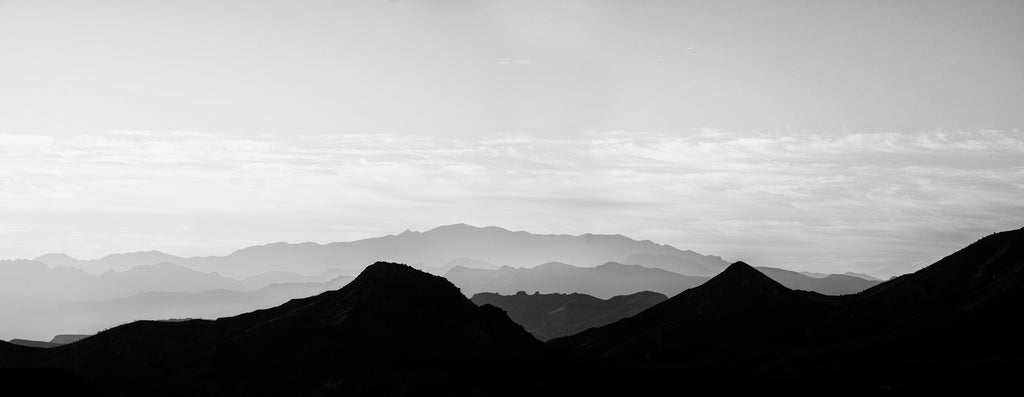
[
  {"left": 552, "top": 228, "right": 1024, "bottom": 392},
  {"left": 1, "top": 262, "right": 599, "bottom": 396},
  {"left": 756, "top": 266, "right": 881, "bottom": 294},
  {"left": 446, "top": 261, "right": 709, "bottom": 298},
  {"left": 4, "top": 275, "right": 353, "bottom": 341},
  {"left": 471, "top": 291, "right": 666, "bottom": 341},
  {"left": 552, "top": 261, "right": 831, "bottom": 365},
  {"left": 34, "top": 224, "right": 728, "bottom": 279}
]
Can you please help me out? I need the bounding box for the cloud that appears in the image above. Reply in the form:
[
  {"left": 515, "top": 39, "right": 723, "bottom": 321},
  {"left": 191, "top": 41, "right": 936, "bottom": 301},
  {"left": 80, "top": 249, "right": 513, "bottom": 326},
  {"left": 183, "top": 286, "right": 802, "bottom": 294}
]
[{"left": 0, "top": 129, "right": 1021, "bottom": 277}]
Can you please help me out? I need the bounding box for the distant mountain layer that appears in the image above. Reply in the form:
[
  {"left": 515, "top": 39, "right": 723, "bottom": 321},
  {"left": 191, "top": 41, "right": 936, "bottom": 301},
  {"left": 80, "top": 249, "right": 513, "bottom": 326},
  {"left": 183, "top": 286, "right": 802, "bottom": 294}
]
[
  {"left": 0, "top": 261, "right": 243, "bottom": 307},
  {"left": 447, "top": 262, "right": 708, "bottom": 299},
  {"left": 471, "top": 291, "right": 667, "bottom": 341},
  {"left": 33, "top": 223, "right": 730, "bottom": 278},
  {"left": 3, "top": 275, "right": 352, "bottom": 341},
  {"left": 552, "top": 227, "right": 1024, "bottom": 392},
  {"left": 447, "top": 262, "right": 880, "bottom": 298},
  {"left": 756, "top": 266, "right": 881, "bottom": 295}
]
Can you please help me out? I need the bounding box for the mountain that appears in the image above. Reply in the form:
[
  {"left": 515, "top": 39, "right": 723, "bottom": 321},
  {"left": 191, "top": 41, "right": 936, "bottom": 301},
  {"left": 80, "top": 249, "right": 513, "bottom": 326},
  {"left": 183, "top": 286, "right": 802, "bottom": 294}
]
[
  {"left": 238, "top": 268, "right": 348, "bottom": 290},
  {"left": 756, "top": 266, "right": 882, "bottom": 294},
  {"left": 35, "top": 251, "right": 187, "bottom": 273},
  {"left": 4, "top": 275, "right": 353, "bottom": 341},
  {"left": 800, "top": 270, "right": 884, "bottom": 281},
  {"left": 0, "top": 260, "right": 243, "bottom": 309},
  {"left": 8, "top": 339, "right": 60, "bottom": 348},
  {"left": 553, "top": 228, "right": 1024, "bottom": 392},
  {"left": 446, "top": 261, "right": 709, "bottom": 298},
  {"left": 1, "top": 262, "right": 595, "bottom": 396},
  {"left": 35, "top": 224, "right": 729, "bottom": 278},
  {"left": 471, "top": 291, "right": 667, "bottom": 341},
  {"left": 551, "top": 262, "right": 832, "bottom": 365}
]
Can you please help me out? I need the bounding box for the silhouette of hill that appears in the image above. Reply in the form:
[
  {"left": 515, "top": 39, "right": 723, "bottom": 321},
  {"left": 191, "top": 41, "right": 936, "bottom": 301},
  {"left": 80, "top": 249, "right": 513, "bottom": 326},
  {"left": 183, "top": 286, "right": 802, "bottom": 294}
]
[
  {"left": 447, "top": 261, "right": 709, "bottom": 298},
  {"left": 34, "top": 224, "right": 729, "bottom": 278},
  {"left": 755, "top": 266, "right": 881, "bottom": 294},
  {"left": 552, "top": 228, "right": 1024, "bottom": 392},
  {"left": 1, "top": 262, "right": 595, "bottom": 396},
  {"left": 551, "top": 262, "right": 831, "bottom": 364},
  {"left": 471, "top": 291, "right": 666, "bottom": 340}
]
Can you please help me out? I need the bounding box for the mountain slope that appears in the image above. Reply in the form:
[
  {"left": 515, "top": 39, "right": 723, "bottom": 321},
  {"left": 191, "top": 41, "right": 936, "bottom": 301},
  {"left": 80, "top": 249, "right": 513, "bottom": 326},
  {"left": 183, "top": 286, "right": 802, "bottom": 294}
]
[
  {"left": 471, "top": 291, "right": 667, "bottom": 341},
  {"left": 447, "top": 261, "right": 708, "bottom": 298},
  {"left": 5, "top": 262, "right": 587, "bottom": 396},
  {"left": 551, "top": 262, "right": 832, "bottom": 364},
  {"left": 4, "top": 275, "right": 353, "bottom": 341}
]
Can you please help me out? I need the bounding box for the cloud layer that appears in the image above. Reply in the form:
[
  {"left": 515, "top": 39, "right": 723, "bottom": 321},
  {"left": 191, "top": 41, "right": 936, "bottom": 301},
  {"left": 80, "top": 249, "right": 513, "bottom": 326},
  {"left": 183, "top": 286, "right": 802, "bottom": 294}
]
[{"left": 1, "top": 129, "right": 1021, "bottom": 277}]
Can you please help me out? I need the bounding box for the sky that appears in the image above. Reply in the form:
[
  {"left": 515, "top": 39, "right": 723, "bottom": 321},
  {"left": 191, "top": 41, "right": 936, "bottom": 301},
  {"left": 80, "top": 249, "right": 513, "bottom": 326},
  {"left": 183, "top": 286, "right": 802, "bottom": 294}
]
[{"left": 1, "top": 0, "right": 1022, "bottom": 277}]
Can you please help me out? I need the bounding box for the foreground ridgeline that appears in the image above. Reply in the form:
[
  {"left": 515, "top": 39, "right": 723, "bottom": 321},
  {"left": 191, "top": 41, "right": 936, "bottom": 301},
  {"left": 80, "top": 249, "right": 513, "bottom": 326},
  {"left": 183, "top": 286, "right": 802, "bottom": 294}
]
[
  {"left": 0, "top": 262, "right": 593, "bottom": 396},
  {"left": 2, "top": 227, "right": 1024, "bottom": 394}
]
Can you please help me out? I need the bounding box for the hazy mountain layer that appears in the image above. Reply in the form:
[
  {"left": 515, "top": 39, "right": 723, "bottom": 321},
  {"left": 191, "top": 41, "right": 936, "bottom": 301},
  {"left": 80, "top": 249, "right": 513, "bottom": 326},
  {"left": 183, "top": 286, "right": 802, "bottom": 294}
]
[
  {"left": 34, "top": 223, "right": 730, "bottom": 278},
  {"left": 471, "top": 291, "right": 666, "bottom": 340},
  {"left": 448, "top": 261, "right": 881, "bottom": 298},
  {"left": 447, "top": 261, "right": 708, "bottom": 298},
  {"left": 3, "top": 275, "right": 352, "bottom": 341}
]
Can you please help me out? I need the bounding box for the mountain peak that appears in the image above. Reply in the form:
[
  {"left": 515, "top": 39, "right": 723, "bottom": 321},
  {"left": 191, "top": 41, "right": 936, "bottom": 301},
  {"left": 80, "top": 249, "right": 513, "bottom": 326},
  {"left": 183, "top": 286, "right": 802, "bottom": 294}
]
[{"left": 698, "top": 261, "right": 790, "bottom": 296}]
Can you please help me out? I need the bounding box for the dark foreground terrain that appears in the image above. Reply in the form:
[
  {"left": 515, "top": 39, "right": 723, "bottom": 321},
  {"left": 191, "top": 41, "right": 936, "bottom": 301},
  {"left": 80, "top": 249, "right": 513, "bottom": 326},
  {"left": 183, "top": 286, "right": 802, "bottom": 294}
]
[{"left": 2, "top": 227, "right": 1024, "bottom": 395}]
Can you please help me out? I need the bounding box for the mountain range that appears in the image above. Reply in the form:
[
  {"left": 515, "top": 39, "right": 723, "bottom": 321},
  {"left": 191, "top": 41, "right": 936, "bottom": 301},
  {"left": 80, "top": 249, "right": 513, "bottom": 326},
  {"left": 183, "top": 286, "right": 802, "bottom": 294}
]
[
  {"left": 3, "top": 275, "right": 352, "bottom": 341},
  {"left": 471, "top": 291, "right": 667, "bottom": 340},
  {"left": 32, "top": 223, "right": 732, "bottom": 278},
  {"left": 447, "top": 261, "right": 881, "bottom": 298},
  {"left": 2, "top": 226, "right": 1023, "bottom": 393},
  {"left": 0, "top": 262, "right": 596, "bottom": 396},
  {"left": 552, "top": 227, "right": 1024, "bottom": 392}
]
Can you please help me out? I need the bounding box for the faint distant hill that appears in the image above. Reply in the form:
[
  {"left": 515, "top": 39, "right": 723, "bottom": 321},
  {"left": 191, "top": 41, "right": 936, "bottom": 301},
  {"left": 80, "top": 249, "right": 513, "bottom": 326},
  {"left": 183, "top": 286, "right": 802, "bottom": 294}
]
[
  {"left": 799, "top": 270, "right": 883, "bottom": 281},
  {"left": 35, "top": 251, "right": 185, "bottom": 273},
  {"left": 447, "top": 262, "right": 709, "bottom": 298},
  {"left": 471, "top": 291, "right": 666, "bottom": 341},
  {"left": 35, "top": 224, "right": 730, "bottom": 278},
  {"left": 7, "top": 334, "right": 89, "bottom": 349},
  {"left": 3, "top": 275, "right": 353, "bottom": 341},
  {"left": 447, "top": 262, "right": 880, "bottom": 298},
  {"left": 0, "top": 262, "right": 592, "bottom": 396},
  {"left": 756, "top": 266, "right": 881, "bottom": 295},
  {"left": 619, "top": 253, "right": 718, "bottom": 277},
  {"left": 0, "top": 260, "right": 243, "bottom": 307}
]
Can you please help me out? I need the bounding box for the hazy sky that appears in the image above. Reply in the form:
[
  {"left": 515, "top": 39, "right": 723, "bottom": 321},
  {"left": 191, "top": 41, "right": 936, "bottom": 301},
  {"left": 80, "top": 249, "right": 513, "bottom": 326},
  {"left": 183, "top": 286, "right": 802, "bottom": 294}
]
[{"left": 1, "top": 0, "right": 1023, "bottom": 277}]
